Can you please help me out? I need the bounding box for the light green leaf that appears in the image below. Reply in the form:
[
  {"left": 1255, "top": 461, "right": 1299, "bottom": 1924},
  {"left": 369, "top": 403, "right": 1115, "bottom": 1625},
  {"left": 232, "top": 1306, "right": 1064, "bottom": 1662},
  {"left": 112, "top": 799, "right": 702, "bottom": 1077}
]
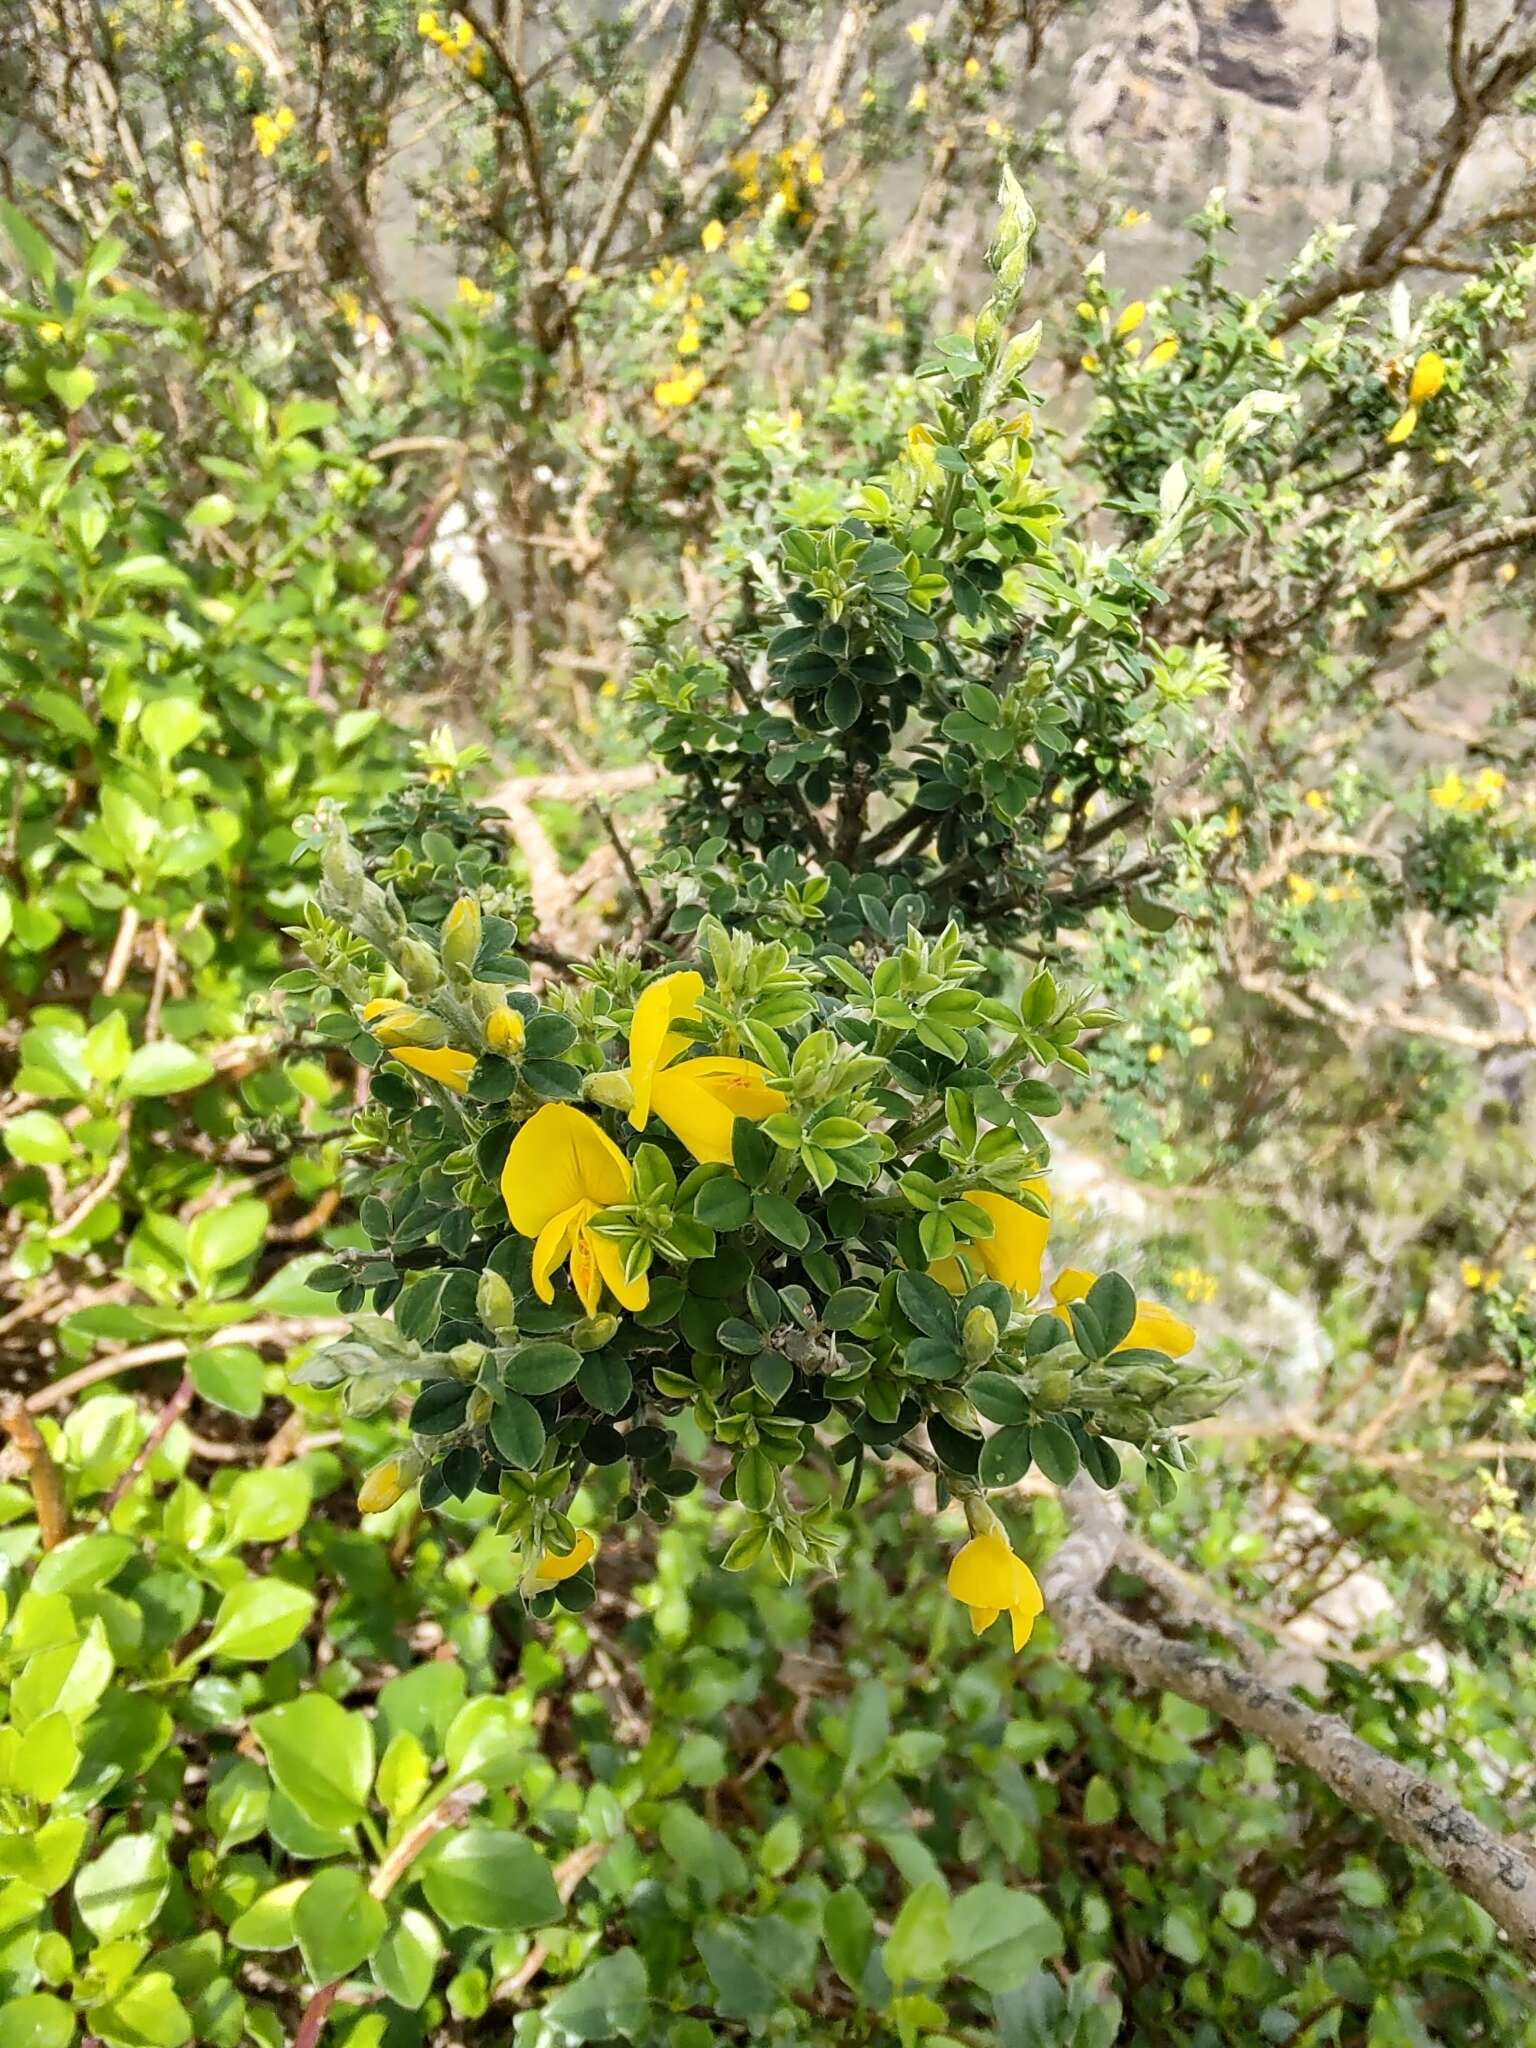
[
  {"left": 119, "top": 1042, "right": 215, "bottom": 1100},
  {"left": 76, "top": 1832, "right": 171, "bottom": 1940},
  {"left": 294, "top": 1866, "right": 386, "bottom": 1982},
  {"left": 420, "top": 1827, "right": 559, "bottom": 1932},
  {"left": 200, "top": 1579, "right": 314, "bottom": 1663},
  {"left": 251, "top": 1695, "right": 373, "bottom": 1833}
]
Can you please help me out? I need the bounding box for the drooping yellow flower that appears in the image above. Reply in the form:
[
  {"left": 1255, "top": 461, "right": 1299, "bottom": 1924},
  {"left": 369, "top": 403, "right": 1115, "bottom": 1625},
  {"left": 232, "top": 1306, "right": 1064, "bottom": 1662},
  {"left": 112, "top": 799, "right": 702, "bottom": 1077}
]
[
  {"left": 392, "top": 1047, "right": 476, "bottom": 1093},
  {"left": 1049, "top": 1267, "right": 1195, "bottom": 1357},
  {"left": 931, "top": 1181, "right": 1050, "bottom": 1298},
  {"left": 501, "top": 1104, "right": 647, "bottom": 1315},
  {"left": 1115, "top": 300, "right": 1146, "bottom": 337},
  {"left": 947, "top": 1528, "right": 1043, "bottom": 1651},
  {"left": 625, "top": 972, "right": 784, "bottom": 1166},
  {"left": 1385, "top": 406, "right": 1418, "bottom": 445},
  {"left": 525, "top": 1527, "right": 597, "bottom": 1592},
  {"left": 1409, "top": 351, "right": 1446, "bottom": 405}
]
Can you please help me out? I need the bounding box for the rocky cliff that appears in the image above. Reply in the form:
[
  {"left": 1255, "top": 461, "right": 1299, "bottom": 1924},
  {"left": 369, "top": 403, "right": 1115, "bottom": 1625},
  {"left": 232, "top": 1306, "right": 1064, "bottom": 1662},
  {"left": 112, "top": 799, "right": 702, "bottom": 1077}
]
[{"left": 1065, "top": 0, "right": 1395, "bottom": 211}]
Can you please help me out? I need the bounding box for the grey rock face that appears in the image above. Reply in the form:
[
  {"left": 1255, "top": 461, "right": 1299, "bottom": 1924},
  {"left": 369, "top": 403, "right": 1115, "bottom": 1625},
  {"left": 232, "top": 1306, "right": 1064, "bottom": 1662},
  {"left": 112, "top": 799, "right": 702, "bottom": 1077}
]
[{"left": 1066, "top": 0, "right": 1394, "bottom": 209}]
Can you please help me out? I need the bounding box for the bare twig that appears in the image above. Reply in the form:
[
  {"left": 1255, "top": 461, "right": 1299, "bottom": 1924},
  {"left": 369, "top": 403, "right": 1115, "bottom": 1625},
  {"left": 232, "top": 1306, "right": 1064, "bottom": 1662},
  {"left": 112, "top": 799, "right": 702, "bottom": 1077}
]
[
  {"left": 1, "top": 1395, "right": 68, "bottom": 1549},
  {"left": 99, "top": 1374, "right": 194, "bottom": 1517}
]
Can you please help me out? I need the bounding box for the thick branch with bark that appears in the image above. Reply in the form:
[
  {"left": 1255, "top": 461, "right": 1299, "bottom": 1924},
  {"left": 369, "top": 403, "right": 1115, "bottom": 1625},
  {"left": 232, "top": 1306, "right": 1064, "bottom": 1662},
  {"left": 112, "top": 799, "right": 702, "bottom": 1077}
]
[{"left": 1045, "top": 1480, "right": 1536, "bottom": 1968}]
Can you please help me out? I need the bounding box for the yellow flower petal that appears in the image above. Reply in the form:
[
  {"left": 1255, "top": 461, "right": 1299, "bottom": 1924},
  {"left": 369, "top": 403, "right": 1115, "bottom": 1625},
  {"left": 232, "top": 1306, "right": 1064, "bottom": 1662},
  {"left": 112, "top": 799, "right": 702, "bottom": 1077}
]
[
  {"left": 534, "top": 1528, "right": 596, "bottom": 1584},
  {"left": 1115, "top": 300, "right": 1146, "bottom": 337},
  {"left": 1408, "top": 351, "right": 1445, "bottom": 406},
  {"left": 530, "top": 1201, "right": 589, "bottom": 1304},
  {"left": 947, "top": 1529, "right": 1019, "bottom": 1610},
  {"left": 392, "top": 1047, "right": 475, "bottom": 1093},
  {"left": 588, "top": 1225, "right": 650, "bottom": 1312},
  {"left": 646, "top": 1058, "right": 785, "bottom": 1165},
  {"left": 1385, "top": 406, "right": 1418, "bottom": 445},
  {"left": 963, "top": 1182, "right": 1050, "bottom": 1296},
  {"left": 502, "top": 1103, "right": 631, "bottom": 1236},
  {"left": 568, "top": 1224, "right": 603, "bottom": 1316},
  {"left": 627, "top": 971, "right": 704, "bottom": 1129},
  {"left": 1049, "top": 1268, "right": 1195, "bottom": 1356}
]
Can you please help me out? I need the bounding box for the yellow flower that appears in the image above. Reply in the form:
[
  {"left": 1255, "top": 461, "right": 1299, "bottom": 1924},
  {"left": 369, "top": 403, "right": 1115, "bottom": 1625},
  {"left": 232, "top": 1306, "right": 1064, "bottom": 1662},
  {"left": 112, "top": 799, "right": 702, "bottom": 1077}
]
[
  {"left": 1147, "top": 1043, "right": 1164, "bottom": 1064},
  {"left": 701, "top": 218, "right": 725, "bottom": 252},
  {"left": 1461, "top": 1258, "right": 1485, "bottom": 1289},
  {"left": 525, "top": 1527, "right": 597, "bottom": 1591},
  {"left": 947, "top": 1528, "right": 1043, "bottom": 1651},
  {"left": 1050, "top": 1268, "right": 1195, "bottom": 1357},
  {"left": 625, "top": 972, "right": 784, "bottom": 1165},
  {"left": 501, "top": 1103, "right": 648, "bottom": 1316},
  {"left": 392, "top": 1046, "right": 476, "bottom": 1093},
  {"left": 358, "top": 1458, "right": 412, "bottom": 1514},
  {"left": 1189, "top": 1025, "right": 1213, "bottom": 1047},
  {"left": 654, "top": 365, "right": 706, "bottom": 409},
  {"left": 1466, "top": 767, "right": 1506, "bottom": 812},
  {"left": 906, "top": 16, "right": 929, "bottom": 44},
  {"left": 485, "top": 1005, "right": 526, "bottom": 1055},
  {"left": 417, "top": 8, "right": 439, "bottom": 33},
  {"left": 785, "top": 285, "right": 811, "bottom": 313},
  {"left": 252, "top": 109, "right": 293, "bottom": 157},
  {"left": 1075, "top": 301, "right": 1095, "bottom": 320},
  {"left": 361, "top": 997, "right": 434, "bottom": 1047},
  {"left": 1121, "top": 206, "right": 1150, "bottom": 228},
  {"left": 1286, "top": 873, "right": 1317, "bottom": 907},
  {"left": 1429, "top": 769, "right": 1465, "bottom": 810},
  {"left": 1115, "top": 300, "right": 1146, "bottom": 337},
  {"left": 38, "top": 321, "right": 63, "bottom": 343},
  {"left": 1303, "top": 788, "right": 1327, "bottom": 812},
  {"left": 1147, "top": 337, "right": 1178, "bottom": 368},
  {"left": 963, "top": 55, "right": 981, "bottom": 77},
  {"left": 457, "top": 275, "right": 493, "bottom": 309},
  {"left": 1409, "top": 351, "right": 1446, "bottom": 405},
  {"left": 908, "top": 82, "right": 928, "bottom": 113},
  {"left": 1080, "top": 351, "right": 1100, "bottom": 374},
  {"left": 1385, "top": 406, "right": 1418, "bottom": 445},
  {"left": 930, "top": 1182, "right": 1050, "bottom": 1298}
]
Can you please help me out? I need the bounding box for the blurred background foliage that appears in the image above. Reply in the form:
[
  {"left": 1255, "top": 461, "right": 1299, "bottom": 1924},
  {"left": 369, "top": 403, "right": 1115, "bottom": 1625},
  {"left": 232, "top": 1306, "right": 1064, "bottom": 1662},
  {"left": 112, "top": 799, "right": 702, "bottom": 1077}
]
[{"left": 5, "top": 1, "right": 1536, "bottom": 2043}]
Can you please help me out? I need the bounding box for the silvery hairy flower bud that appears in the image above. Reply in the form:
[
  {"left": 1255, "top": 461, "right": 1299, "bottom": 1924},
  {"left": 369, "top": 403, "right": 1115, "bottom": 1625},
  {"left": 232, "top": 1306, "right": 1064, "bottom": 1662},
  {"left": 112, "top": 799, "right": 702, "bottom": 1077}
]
[
  {"left": 476, "top": 1268, "right": 517, "bottom": 1337},
  {"left": 441, "top": 896, "right": 483, "bottom": 978},
  {"left": 321, "top": 833, "right": 367, "bottom": 910},
  {"left": 574, "top": 1313, "right": 619, "bottom": 1352},
  {"left": 962, "top": 1306, "right": 999, "bottom": 1364},
  {"left": 583, "top": 1070, "right": 636, "bottom": 1112},
  {"left": 397, "top": 936, "right": 442, "bottom": 995}
]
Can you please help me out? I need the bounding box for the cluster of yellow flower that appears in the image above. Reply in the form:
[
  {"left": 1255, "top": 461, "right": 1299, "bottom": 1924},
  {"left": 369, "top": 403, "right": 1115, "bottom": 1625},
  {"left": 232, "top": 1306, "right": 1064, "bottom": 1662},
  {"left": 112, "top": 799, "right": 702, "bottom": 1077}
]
[
  {"left": 365, "top": 965, "right": 1199, "bottom": 1648},
  {"left": 456, "top": 275, "right": 495, "bottom": 312},
  {"left": 1461, "top": 1258, "right": 1504, "bottom": 1292},
  {"left": 251, "top": 105, "right": 296, "bottom": 158},
  {"left": 1171, "top": 1265, "right": 1219, "bottom": 1306},
  {"left": 1385, "top": 350, "right": 1447, "bottom": 445},
  {"left": 1430, "top": 765, "right": 1506, "bottom": 815},
  {"left": 654, "top": 364, "right": 707, "bottom": 410},
  {"left": 1077, "top": 297, "right": 1178, "bottom": 375},
  {"left": 417, "top": 9, "right": 484, "bottom": 76}
]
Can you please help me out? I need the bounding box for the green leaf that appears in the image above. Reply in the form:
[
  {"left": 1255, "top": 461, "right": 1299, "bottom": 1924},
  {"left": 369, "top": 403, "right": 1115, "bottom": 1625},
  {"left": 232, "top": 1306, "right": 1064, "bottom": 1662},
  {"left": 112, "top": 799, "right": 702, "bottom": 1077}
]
[
  {"left": 420, "top": 1827, "right": 560, "bottom": 1932},
  {"left": 371, "top": 1908, "right": 443, "bottom": 2010},
  {"left": 974, "top": 1424, "right": 1030, "bottom": 1486},
  {"left": 1028, "top": 1418, "right": 1080, "bottom": 1486},
  {"left": 752, "top": 1191, "right": 809, "bottom": 1248},
  {"left": 188, "top": 1346, "right": 265, "bottom": 1419},
  {"left": 85, "top": 1972, "right": 190, "bottom": 2048},
  {"left": 5, "top": 1110, "right": 72, "bottom": 1166},
  {"left": 186, "top": 1200, "right": 269, "bottom": 1282},
  {"left": 539, "top": 1949, "right": 650, "bottom": 2043},
  {"left": 883, "top": 1880, "right": 952, "bottom": 1987},
  {"left": 693, "top": 1176, "right": 753, "bottom": 1230},
  {"left": 227, "top": 1878, "right": 308, "bottom": 1951},
  {"left": 207, "top": 1760, "right": 270, "bottom": 1850},
  {"left": 251, "top": 1695, "right": 373, "bottom": 1833},
  {"left": 1085, "top": 1271, "right": 1136, "bottom": 1351},
  {"left": 490, "top": 1394, "right": 546, "bottom": 1469},
  {"left": 294, "top": 1867, "right": 387, "bottom": 1982},
  {"left": 822, "top": 1286, "right": 875, "bottom": 1330},
  {"left": 949, "top": 1883, "right": 1062, "bottom": 1993},
  {"left": 201, "top": 1579, "right": 315, "bottom": 1663},
  {"left": 896, "top": 1271, "right": 955, "bottom": 1340},
  {"left": 576, "top": 1352, "right": 633, "bottom": 1415},
  {"left": 503, "top": 1341, "right": 582, "bottom": 1395},
  {"left": 0, "top": 203, "right": 57, "bottom": 284},
  {"left": 119, "top": 1042, "right": 215, "bottom": 1099},
  {"left": 967, "top": 1371, "right": 1029, "bottom": 1425},
  {"left": 45, "top": 365, "right": 96, "bottom": 412},
  {"left": 0, "top": 1994, "right": 76, "bottom": 2048},
  {"left": 223, "top": 1467, "right": 312, "bottom": 1546},
  {"left": 76, "top": 1832, "right": 171, "bottom": 1940},
  {"left": 823, "top": 1885, "right": 876, "bottom": 1999}
]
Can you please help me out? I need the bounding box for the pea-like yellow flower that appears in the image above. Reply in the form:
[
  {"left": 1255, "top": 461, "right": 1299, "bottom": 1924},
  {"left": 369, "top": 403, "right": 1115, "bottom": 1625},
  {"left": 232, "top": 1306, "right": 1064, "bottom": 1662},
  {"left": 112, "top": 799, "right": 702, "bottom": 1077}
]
[
  {"left": 701, "top": 219, "right": 725, "bottom": 252},
  {"left": 1385, "top": 406, "right": 1418, "bottom": 445},
  {"left": 930, "top": 1180, "right": 1050, "bottom": 1298},
  {"left": 1409, "top": 351, "right": 1446, "bottom": 405},
  {"left": 785, "top": 285, "right": 811, "bottom": 313},
  {"left": 1147, "top": 336, "right": 1178, "bottom": 368},
  {"left": 1115, "top": 300, "right": 1146, "bottom": 337},
  {"left": 624, "top": 972, "right": 784, "bottom": 1165},
  {"left": 485, "top": 1005, "right": 526, "bottom": 1056},
  {"left": 947, "top": 1527, "right": 1043, "bottom": 1650},
  {"left": 524, "top": 1527, "right": 597, "bottom": 1593},
  {"left": 392, "top": 1047, "right": 476, "bottom": 1093},
  {"left": 1285, "top": 872, "right": 1317, "bottom": 907},
  {"left": 502, "top": 1103, "right": 648, "bottom": 1315},
  {"left": 654, "top": 364, "right": 706, "bottom": 408},
  {"left": 1049, "top": 1267, "right": 1195, "bottom": 1357}
]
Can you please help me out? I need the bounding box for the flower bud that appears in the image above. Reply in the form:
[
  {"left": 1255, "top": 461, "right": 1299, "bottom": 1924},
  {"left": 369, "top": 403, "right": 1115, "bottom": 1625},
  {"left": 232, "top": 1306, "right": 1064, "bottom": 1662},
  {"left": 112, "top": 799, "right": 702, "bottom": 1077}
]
[
  {"left": 397, "top": 936, "right": 442, "bottom": 995},
  {"left": 573, "top": 1312, "right": 619, "bottom": 1352},
  {"left": 962, "top": 1306, "right": 1000, "bottom": 1364},
  {"left": 476, "top": 1267, "right": 518, "bottom": 1337},
  {"left": 441, "top": 896, "right": 483, "bottom": 978},
  {"left": 1033, "top": 1370, "right": 1072, "bottom": 1410},
  {"left": 485, "top": 1005, "right": 526, "bottom": 1057},
  {"left": 467, "top": 1387, "right": 494, "bottom": 1428},
  {"left": 321, "top": 833, "right": 368, "bottom": 910},
  {"left": 447, "top": 1342, "right": 487, "bottom": 1381},
  {"left": 362, "top": 998, "right": 448, "bottom": 1049},
  {"left": 357, "top": 1445, "right": 424, "bottom": 1513},
  {"left": 583, "top": 1070, "right": 636, "bottom": 1113}
]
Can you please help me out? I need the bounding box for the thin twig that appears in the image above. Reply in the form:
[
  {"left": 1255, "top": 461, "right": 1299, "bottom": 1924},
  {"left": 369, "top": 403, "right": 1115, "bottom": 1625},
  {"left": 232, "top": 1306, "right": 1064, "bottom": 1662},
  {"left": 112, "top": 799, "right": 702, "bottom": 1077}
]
[{"left": 1, "top": 1395, "right": 69, "bottom": 1549}]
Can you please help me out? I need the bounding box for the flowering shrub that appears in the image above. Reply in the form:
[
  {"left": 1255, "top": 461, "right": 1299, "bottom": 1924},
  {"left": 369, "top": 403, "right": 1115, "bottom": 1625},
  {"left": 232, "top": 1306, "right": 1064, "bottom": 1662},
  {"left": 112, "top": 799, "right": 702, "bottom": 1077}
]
[{"left": 288, "top": 186, "right": 1234, "bottom": 1620}]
